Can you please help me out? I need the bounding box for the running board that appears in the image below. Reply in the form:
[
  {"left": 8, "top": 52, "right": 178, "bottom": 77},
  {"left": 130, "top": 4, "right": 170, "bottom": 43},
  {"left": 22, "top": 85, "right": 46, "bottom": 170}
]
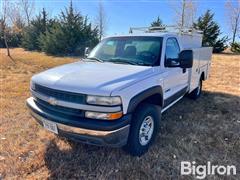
[{"left": 161, "top": 96, "right": 184, "bottom": 113}]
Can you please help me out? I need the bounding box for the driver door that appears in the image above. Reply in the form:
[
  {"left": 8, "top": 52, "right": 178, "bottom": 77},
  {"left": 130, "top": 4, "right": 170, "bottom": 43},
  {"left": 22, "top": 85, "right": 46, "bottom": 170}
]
[{"left": 163, "top": 38, "right": 188, "bottom": 107}]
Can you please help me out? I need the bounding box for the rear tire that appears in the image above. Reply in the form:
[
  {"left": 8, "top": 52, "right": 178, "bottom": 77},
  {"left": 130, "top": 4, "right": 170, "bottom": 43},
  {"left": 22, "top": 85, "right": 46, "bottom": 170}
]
[
  {"left": 189, "top": 78, "right": 202, "bottom": 100},
  {"left": 124, "top": 103, "right": 161, "bottom": 156}
]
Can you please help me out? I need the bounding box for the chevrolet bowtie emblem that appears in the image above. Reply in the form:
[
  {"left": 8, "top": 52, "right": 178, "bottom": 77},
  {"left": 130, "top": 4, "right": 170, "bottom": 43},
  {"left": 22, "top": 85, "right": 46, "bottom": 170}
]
[{"left": 48, "top": 97, "right": 57, "bottom": 106}]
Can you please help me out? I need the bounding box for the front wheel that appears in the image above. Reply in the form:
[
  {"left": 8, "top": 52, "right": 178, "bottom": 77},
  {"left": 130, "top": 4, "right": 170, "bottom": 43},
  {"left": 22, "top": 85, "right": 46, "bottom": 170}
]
[
  {"left": 124, "top": 103, "right": 161, "bottom": 156},
  {"left": 189, "top": 78, "right": 202, "bottom": 100}
]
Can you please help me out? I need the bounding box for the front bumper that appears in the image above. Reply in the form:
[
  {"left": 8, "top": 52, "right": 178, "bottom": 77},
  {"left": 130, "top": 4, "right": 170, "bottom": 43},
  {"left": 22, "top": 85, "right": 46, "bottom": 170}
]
[{"left": 26, "top": 97, "right": 131, "bottom": 147}]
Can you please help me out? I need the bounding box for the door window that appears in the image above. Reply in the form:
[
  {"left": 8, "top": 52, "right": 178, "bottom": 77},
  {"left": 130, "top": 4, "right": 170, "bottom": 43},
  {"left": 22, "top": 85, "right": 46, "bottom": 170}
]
[{"left": 165, "top": 38, "right": 180, "bottom": 61}]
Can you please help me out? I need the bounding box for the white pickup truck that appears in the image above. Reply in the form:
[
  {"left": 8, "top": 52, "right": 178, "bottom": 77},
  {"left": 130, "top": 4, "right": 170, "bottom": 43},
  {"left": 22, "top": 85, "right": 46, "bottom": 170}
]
[{"left": 27, "top": 26, "right": 212, "bottom": 156}]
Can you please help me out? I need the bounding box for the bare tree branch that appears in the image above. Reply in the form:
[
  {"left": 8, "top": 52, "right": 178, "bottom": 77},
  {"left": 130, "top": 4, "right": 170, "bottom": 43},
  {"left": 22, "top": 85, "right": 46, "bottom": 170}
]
[
  {"left": 170, "top": 0, "right": 197, "bottom": 28},
  {"left": 225, "top": 0, "right": 240, "bottom": 44},
  {"left": 8, "top": 1, "right": 25, "bottom": 32},
  {"left": 20, "top": 0, "right": 35, "bottom": 26},
  {"left": 0, "top": 0, "right": 10, "bottom": 56},
  {"left": 96, "top": 0, "right": 107, "bottom": 40}
]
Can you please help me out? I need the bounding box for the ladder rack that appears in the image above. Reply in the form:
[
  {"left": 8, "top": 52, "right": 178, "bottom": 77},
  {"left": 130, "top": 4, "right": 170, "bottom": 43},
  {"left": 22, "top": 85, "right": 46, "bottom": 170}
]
[{"left": 129, "top": 25, "right": 203, "bottom": 36}]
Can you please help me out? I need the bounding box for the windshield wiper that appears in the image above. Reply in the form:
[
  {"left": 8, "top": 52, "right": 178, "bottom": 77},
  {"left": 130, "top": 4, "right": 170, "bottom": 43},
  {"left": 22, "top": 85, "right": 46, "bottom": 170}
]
[
  {"left": 84, "top": 57, "right": 104, "bottom": 63},
  {"left": 107, "top": 58, "right": 138, "bottom": 65}
]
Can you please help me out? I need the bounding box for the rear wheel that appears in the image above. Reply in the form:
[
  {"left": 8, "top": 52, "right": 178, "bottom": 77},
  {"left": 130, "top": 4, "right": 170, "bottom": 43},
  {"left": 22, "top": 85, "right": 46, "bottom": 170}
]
[
  {"left": 124, "top": 103, "right": 161, "bottom": 156},
  {"left": 189, "top": 78, "right": 202, "bottom": 100}
]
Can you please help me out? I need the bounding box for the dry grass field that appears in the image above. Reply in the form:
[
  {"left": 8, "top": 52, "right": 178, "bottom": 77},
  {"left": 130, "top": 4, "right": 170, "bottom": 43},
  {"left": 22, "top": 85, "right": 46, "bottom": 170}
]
[{"left": 0, "top": 48, "right": 239, "bottom": 179}]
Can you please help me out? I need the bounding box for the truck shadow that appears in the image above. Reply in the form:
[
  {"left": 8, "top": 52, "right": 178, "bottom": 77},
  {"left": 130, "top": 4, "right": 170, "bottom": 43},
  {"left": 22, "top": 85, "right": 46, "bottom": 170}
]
[{"left": 44, "top": 90, "right": 240, "bottom": 179}]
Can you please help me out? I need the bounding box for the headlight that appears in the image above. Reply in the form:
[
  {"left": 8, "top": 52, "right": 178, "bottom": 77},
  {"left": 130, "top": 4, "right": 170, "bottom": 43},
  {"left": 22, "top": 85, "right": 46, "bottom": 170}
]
[
  {"left": 30, "top": 81, "right": 35, "bottom": 91},
  {"left": 86, "top": 95, "right": 122, "bottom": 106},
  {"left": 85, "top": 111, "right": 123, "bottom": 120}
]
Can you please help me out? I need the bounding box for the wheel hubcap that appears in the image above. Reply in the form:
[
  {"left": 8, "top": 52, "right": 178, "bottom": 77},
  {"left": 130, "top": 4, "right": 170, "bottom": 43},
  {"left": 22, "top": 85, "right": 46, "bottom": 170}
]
[{"left": 139, "top": 116, "right": 154, "bottom": 146}]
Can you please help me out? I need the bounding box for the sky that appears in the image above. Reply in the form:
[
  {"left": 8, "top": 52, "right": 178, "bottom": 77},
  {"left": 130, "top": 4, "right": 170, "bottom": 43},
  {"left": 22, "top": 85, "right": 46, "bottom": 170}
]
[{"left": 33, "top": 0, "right": 236, "bottom": 39}]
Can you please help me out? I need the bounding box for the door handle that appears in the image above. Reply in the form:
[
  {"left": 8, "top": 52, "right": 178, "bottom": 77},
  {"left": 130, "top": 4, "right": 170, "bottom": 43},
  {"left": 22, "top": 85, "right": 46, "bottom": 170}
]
[
  {"left": 165, "top": 88, "right": 171, "bottom": 93},
  {"left": 182, "top": 68, "right": 186, "bottom": 73}
]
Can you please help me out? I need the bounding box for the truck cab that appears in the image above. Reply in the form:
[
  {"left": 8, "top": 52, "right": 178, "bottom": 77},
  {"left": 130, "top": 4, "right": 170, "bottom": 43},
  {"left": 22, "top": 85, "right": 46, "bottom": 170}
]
[{"left": 27, "top": 26, "right": 212, "bottom": 156}]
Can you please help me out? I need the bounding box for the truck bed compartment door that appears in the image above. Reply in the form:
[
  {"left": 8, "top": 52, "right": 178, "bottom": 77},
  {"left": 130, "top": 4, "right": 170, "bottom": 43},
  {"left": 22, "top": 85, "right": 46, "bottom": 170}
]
[
  {"left": 189, "top": 47, "right": 212, "bottom": 92},
  {"left": 189, "top": 50, "right": 200, "bottom": 92}
]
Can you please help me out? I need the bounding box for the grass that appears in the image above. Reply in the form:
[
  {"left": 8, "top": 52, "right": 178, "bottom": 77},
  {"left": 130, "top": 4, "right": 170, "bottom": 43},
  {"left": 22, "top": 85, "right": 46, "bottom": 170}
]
[{"left": 0, "top": 48, "right": 240, "bottom": 179}]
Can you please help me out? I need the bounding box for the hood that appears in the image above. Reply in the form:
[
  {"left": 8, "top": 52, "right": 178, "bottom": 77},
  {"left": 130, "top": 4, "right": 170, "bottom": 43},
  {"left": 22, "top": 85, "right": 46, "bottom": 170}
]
[{"left": 32, "top": 61, "right": 153, "bottom": 96}]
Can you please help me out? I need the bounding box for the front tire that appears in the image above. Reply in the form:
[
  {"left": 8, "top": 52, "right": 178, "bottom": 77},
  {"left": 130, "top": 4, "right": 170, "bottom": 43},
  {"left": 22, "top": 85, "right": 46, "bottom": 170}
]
[{"left": 124, "top": 103, "right": 161, "bottom": 156}]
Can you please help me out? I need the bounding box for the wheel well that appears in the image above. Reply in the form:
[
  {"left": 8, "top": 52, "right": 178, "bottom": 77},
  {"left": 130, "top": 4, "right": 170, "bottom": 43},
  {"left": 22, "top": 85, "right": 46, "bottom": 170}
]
[
  {"left": 201, "top": 72, "right": 205, "bottom": 81},
  {"left": 138, "top": 94, "right": 163, "bottom": 107},
  {"left": 127, "top": 86, "right": 163, "bottom": 113}
]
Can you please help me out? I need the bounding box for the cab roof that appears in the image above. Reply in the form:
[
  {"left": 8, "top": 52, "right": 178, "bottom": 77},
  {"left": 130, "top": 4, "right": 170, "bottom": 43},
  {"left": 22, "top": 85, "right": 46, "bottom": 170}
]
[{"left": 105, "top": 32, "right": 175, "bottom": 38}]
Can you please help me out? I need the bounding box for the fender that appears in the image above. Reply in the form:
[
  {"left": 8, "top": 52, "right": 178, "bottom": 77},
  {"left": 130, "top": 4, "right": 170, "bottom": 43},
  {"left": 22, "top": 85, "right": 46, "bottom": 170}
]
[{"left": 127, "top": 86, "right": 163, "bottom": 113}]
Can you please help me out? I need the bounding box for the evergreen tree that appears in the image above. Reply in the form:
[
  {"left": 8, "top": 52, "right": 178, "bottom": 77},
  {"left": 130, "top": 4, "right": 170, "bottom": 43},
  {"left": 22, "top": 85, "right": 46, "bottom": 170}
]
[
  {"left": 39, "top": 1, "right": 99, "bottom": 55},
  {"left": 231, "top": 42, "right": 240, "bottom": 53},
  {"left": 21, "top": 8, "right": 51, "bottom": 50},
  {"left": 59, "top": 1, "right": 85, "bottom": 54},
  {"left": 151, "top": 17, "right": 164, "bottom": 27},
  {"left": 38, "top": 22, "right": 64, "bottom": 54},
  {"left": 193, "top": 10, "right": 228, "bottom": 53}
]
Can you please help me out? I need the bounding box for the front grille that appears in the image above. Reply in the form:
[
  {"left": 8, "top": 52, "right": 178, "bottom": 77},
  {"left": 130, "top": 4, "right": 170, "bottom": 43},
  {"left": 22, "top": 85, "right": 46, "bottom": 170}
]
[
  {"left": 34, "top": 84, "right": 86, "bottom": 104},
  {"left": 35, "top": 97, "right": 85, "bottom": 118}
]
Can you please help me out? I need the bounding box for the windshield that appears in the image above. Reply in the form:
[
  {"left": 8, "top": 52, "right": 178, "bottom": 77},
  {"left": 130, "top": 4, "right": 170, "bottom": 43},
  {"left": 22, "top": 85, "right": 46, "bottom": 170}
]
[{"left": 87, "top": 36, "right": 163, "bottom": 66}]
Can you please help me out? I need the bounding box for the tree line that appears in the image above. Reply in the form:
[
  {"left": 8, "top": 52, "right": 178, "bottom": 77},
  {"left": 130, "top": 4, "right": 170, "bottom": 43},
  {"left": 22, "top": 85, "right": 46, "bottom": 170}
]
[
  {"left": 1, "top": 0, "right": 239, "bottom": 56},
  {"left": 0, "top": 0, "right": 101, "bottom": 56},
  {"left": 151, "top": 0, "right": 240, "bottom": 53},
  {"left": 151, "top": 10, "right": 229, "bottom": 53}
]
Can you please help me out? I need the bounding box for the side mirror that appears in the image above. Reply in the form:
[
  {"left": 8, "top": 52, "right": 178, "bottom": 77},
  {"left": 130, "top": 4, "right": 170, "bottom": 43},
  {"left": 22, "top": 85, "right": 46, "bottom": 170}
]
[
  {"left": 84, "top": 47, "right": 91, "bottom": 57},
  {"left": 179, "top": 50, "right": 193, "bottom": 68}
]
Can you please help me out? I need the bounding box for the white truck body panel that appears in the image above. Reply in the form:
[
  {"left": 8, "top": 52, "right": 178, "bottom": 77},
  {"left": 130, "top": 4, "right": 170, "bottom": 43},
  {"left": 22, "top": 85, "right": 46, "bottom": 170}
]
[
  {"left": 111, "top": 67, "right": 164, "bottom": 114},
  {"left": 160, "top": 34, "right": 189, "bottom": 101},
  {"left": 109, "top": 33, "right": 203, "bottom": 49},
  {"left": 178, "top": 34, "right": 203, "bottom": 49},
  {"left": 31, "top": 61, "right": 153, "bottom": 96},
  {"left": 189, "top": 47, "right": 212, "bottom": 92}
]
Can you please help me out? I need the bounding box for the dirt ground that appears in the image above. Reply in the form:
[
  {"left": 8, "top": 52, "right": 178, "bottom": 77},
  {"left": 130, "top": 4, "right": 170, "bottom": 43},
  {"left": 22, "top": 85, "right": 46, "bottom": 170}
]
[{"left": 0, "top": 48, "right": 239, "bottom": 179}]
